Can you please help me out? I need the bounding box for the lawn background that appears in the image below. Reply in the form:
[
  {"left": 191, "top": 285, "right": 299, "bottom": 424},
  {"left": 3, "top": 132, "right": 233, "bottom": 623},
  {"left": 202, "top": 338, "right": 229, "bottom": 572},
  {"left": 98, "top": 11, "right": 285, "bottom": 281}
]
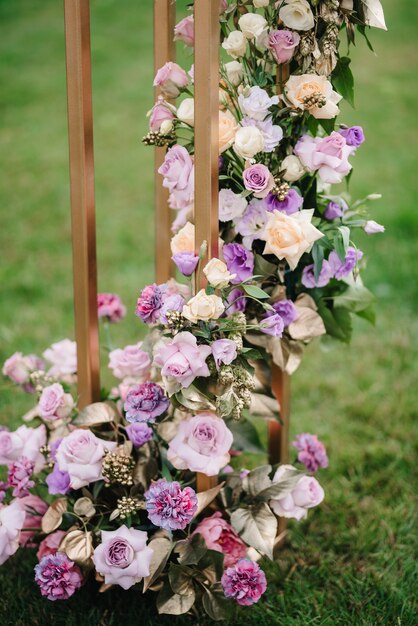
[{"left": 0, "top": 0, "right": 417, "bottom": 624}]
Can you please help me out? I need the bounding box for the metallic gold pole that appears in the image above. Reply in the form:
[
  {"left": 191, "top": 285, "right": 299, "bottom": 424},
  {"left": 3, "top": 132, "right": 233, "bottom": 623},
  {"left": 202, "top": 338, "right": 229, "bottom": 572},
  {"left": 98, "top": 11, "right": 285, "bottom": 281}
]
[
  {"left": 64, "top": 0, "right": 100, "bottom": 408},
  {"left": 154, "top": 0, "right": 175, "bottom": 283},
  {"left": 194, "top": 0, "right": 220, "bottom": 492}
]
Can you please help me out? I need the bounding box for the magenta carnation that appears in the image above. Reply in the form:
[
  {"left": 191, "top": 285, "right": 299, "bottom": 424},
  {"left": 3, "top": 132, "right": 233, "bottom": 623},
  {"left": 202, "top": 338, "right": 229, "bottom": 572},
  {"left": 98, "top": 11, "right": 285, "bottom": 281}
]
[
  {"left": 97, "top": 292, "right": 126, "bottom": 323},
  {"left": 135, "top": 283, "right": 166, "bottom": 323},
  {"left": 7, "top": 456, "right": 35, "bottom": 498},
  {"left": 145, "top": 479, "right": 197, "bottom": 531},
  {"left": 34, "top": 553, "right": 83, "bottom": 601},
  {"left": 293, "top": 433, "right": 329, "bottom": 472},
  {"left": 123, "top": 382, "right": 169, "bottom": 423},
  {"left": 221, "top": 559, "right": 267, "bottom": 606}
]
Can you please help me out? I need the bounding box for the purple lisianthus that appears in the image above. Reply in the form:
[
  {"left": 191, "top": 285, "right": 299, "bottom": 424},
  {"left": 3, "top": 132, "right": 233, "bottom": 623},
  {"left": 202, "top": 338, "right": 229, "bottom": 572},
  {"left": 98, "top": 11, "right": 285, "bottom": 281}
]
[
  {"left": 34, "top": 553, "right": 83, "bottom": 601},
  {"left": 172, "top": 251, "right": 199, "bottom": 277},
  {"left": 264, "top": 188, "right": 303, "bottom": 215},
  {"left": 324, "top": 200, "right": 347, "bottom": 220},
  {"left": 223, "top": 243, "right": 254, "bottom": 285},
  {"left": 234, "top": 198, "right": 267, "bottom": 249},
  {"left": 226, "top": 288, "right": 247, "bottom": 314},
  {"left": 123, "top": 382, "right": 169, "bottom": 423},
  {"left": 260, "top": 313, "right": 284, "bottom": 337},
  {"left": 301, "top": 261, "right": 334, "bottom": 288},
  {"left": 364, "top": 220, "right": 385, "bottom": 234},
  {"left": 46, "top": 465, "right": 71, "bottom": 495},
  {"left": 126, "top": 422, "right": 153, "bottom": 448},
  {"left": 293, "top": 433, "right": 329, "bottom": 472},
  {"left": 339, "top": 125, "right": 365, "bottom": 147},
  {"left": 241, "top": 116, "right": 283, "bottom": 153},
  {"left": 145, "top": 479, "right": 198, "bottom": 531},
  {"left": 272, "top": 299, "right": 298, "bottom": 327},
  {"left": 238, "top": 86, "right": 279, "bottom": 121},
  {"left": 7, "top": 456, "right": 35, "bottom": 498},
  {"left": 159, "top": 294, "right": 186, "bottom": 324},
  {"left": 211, "top": 339, "right": 237, "bottom": 369},
  {"left": 135, "top": 283, "right": 166, "bottom": 324},
  {"left": 329, "top": 246, "right": 363, "bottom": 279},
  {"left": 221, "top": 559, "right": 267, "bottom": 606}
]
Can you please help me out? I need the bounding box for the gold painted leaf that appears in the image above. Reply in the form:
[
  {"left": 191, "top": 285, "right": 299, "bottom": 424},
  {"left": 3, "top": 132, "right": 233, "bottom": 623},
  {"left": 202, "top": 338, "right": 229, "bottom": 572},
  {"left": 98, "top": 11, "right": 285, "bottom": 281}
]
[
  {"left": 288, "top": 307, "right": 326, "bottom": 341},
  {"left": 176, "top": 386, "right": 216, "bottom": 412},
  {"left": 231, "top": 503, "right": 277, "bottom": 558},
  {"left": 156, "top": 582, "right": 196, "bottom": 615},
  {"left": 143, "top": 537, "right": 173, "bottom": 593},
  {"left": 242, "top": 465, "right": 272, "bottom": 498},
  {"left": 256, "top": 466, "right": 303, "bottom": 501},
  {"left": 59, "top": 529, "right": 93, "bottom": 565},
  {"left": 73, "top": 401, "right": 119, "bottom": 427},
  {"left": 194, "top": 482, "right": 224, "bottom": 519},
  {"left": 41, "top": 498, "right": 67, "bottom": 533},
  {"left": 202, "top": 585, "right": 229, "bottom": 621},
  {"left": 359, "top": 0, "right": 387, "bottom": 30},
  {"left": 132, "top": 442, "right": 159, "bottom": 487},
  {"left": 73, "top": 497, "right": 96, "bottom": 519},
  {"left": 168, "top": 564, "right": 195, "bottom": 596},
  {"left": 250, "top": 392, "right": 279, "bottom": 418}
]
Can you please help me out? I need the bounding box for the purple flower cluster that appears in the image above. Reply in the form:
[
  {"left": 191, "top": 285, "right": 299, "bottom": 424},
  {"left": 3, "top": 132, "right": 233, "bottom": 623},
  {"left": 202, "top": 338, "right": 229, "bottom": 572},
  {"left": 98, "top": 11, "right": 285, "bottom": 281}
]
[
  {"left": 301, "top": 260, "right": 334, "bottom": 288},
  {"left": 126, "top": 422, "right": 153, "bottom": 448},
  {"left": 135, "top": 283, "right": 166, "bottom": 323},
  {"left": 124, "top": 382, "right": 169, "bottom": 423},
  {"left": 272, "top": 299, "right": 298, "bottom": 327},
  {"left": 34, "top": 553, "right": 83, "bottom": 601},
  {"left": 223, "top": 243, "right": 254, "bottom": 284},
  {"left": 302, "top": 246, "right": 363, "bottom": 289},
  {"left": 264, "top": 188, "right": 303, "bottom": 215},
  {"left": 7, "top": 456, "right": 35, "bottom": 497},
  {"left": 293, "top": 433, "right": 329, "bottom": 472},
  {"left": 339, "top": 125, "right": 365, "bottom": 147},
  {"left": 46, "top": 465, "right": 71, "bottom": 495},
  {"left": 145, "top": 479, "right": 198, "bottom": 531},
  {"left": 260, "top": 313, "right": 284, "bottom": 337},
  {"left": 221, "top": 559, "right": 267, "bottom": 606}
]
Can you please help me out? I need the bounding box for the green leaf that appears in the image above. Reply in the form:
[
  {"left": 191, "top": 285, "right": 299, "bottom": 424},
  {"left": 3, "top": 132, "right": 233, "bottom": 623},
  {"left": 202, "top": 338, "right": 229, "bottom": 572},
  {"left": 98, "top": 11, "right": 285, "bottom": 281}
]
[
  {"left": 240, "top": 347, "right": 264, "bottom": 360},
  {"left": 226, "top": 416, "right": 265, "bottom": 454},
  {"left": 318, "top": 302, "right": 352, "bottom": 343},
  {"left": 253, "top": 254, "right": 277, "bottom": 279},
  {"left": 333, "top": 281, "right": 376, "bottom": 313},
  {"left": 318, "top": 117, "right": 336, "bottom": 135},
  {"left": 243, "top": 284, "right": 270, "bottom": 299},
  {"left": 231, "top": 503, "right": 277, "bottom": 558},
  {"left": 307, "top": 116, "right": 319, "bottom": 136},
  {"left": 332, "top": 57, "right": 355, "bottom": 107},
  {"left": 312, "top": 242, "right": 324, "bottom": 282}
]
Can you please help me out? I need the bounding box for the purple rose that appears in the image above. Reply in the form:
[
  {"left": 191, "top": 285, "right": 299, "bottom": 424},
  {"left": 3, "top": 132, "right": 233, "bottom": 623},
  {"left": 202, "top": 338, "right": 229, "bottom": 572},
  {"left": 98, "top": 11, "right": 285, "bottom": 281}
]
[
  {"left": 329, "top": 246, "right": 363, "bottom": 279},
  {"left": 221, "top": 559, "right": 267, "bottom": 606},
  {"left": 45, "top": 465, "right": 71, "bottom": 495},
  {"left": 135, "top": 283, "right": 166, "bottom": 323},
  {"left": 241, "top": 116, "right": 283, "bottom": 153},
  {"left": 223, "top": 243, "right": 254, "bottom": 284},
  {"left": 324, "top": 200, "right": 347, "bottom": 220},
  {"left": 272, "top": 299, "right": 298, "bottom": 326},
  {"left": 234, "top": 198, "right": 267, "bottom": 249},
  {"left": 268, "top": 29, "right": 300, "bottom": 64},
  {"left": 293, "top": 433, "right": 329, "bottom": 472},
  {"left": 145, "top": 479, "right": 198, "bottom": 531},
  {"left": 264, "top": 188, "right": 303, "bottom": 215},
  {"left": 301, "top": 261, "right": 334, "bottom": 288},
  {"left": 124, "top": 382, "right": 169, "bottom": 423},
  {"left": 158, "top": 144, "right": 194, "bottom": 208},
  {"left": 339, "top": 125, "right": 365, "bottom": 147},
  {"left": 211, "top": 339, "right": 237, "bottom": 369},
  {"left": 154, "top": 331, "right": 211, "bottom": 391},
  {"left": 159, "top": 294, "right": 186, "bottom": 324},
  {"left": 172, "top": 251, "right": 199, "bottom": 276},
  {"left": 243, "top": 164, "right": 274, "bottom": 199},
  {"left": 226, "top": 288, "right": 247, "bottom": 314},
  {"left": 126, "top": 422, "right": 153, "bottom": 448},
  {"left": 35, "top": 553, "right": 83, "bottom": 601},
  {"left": 108, "top": 343, "right": 151, "bottom": 380},
  {"left": 260, "top": 313, "right": 284, "bottom": 337}
]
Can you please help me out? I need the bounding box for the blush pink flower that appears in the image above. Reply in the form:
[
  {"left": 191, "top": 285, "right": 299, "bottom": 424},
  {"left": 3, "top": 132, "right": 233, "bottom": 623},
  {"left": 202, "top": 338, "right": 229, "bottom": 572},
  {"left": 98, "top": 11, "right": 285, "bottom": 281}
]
[
  {"left": 293, "top": 433, "right": 329, "bottom": 472},
  {"left": 43, "top": 339, "right": 77, "bottom": 378},
  {"left": 0, "top": 424, "right": 46, "bottom": 473},
  {"left": 194, "top": 512, "right": 247, "bottom": 567},
  {"left": 174, "top": 15, "right": 194, "bottom": 47},
  {"left": 153, "top": 62, "right": 188, "bottom": 98},
  {"left": 36, "top": 530, "right": 67, "bottom": 561},
  {"left": 92, "top": 525, "right": 153, "bottom": 590},
  {"left": 221, "top": 559, "right": 267, "bottom": 606},
  {"left": 269, "top": 464, "right": 324, "bottom": 520},
  {"left": 38, "top": 383, "right": 74, "bottom": 422},
  {"left": 145, "top": 479, "right": 197, "bottom": 531},
  {"left": 97, "top": 292, "right": 126, "bottom": 323},
  {"left": 154, "top": 331, "right": 211, "bottom": 393},
  {"left": 19, "top": 494, "right": 48, "bottom": 546},
  {"left": 0, "top": 499, "right": 26, "bottom": 565},
  {"left": 108, "top": 343, "right": 151, "bottom": 380},
  {"left": 268, "top": 29, "right": 300, "bottom": 64},
  {"left": 35, "top": 553, "right": 83, "bottom": 601},
  {"left": 294, "top": 132, "right": 352, "bottom": 184},
  {"left": 158, "top": 144, "right": 194, "bottom": 209},
  {"left": 2, "top": 352, "right": 42, "bottom": 387},
  {"left": 167, "top": 412, "right": 233, "bottom": 476},
  {"left": 149, "top": 98, "right": 175, "bottom": 132}
]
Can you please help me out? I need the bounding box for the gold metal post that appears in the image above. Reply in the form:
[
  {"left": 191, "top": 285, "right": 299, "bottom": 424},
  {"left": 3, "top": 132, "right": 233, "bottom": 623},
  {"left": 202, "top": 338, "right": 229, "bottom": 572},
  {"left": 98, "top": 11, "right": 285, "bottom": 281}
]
[
  {"left": 154, "top": 0, "right": 176, "bottom": 283},
  {"left": 64, "top": 0, "right": 100, "bottom": 408},
  {"left": 194, "top": 0, "right": 220, "bottom": 492}
]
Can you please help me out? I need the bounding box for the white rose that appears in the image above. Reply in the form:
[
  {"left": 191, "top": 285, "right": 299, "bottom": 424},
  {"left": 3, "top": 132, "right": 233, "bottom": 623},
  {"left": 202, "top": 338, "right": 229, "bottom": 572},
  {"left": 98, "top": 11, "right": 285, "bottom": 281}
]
[
  {"left": 233, "top": 125, "right": 265, "bottom": 159},
  {"left": 279, "top": 0, "right": 314, "bottom": 31},
  {"left": 177, "top": 98, "right": 194, "bottom": 126},
  {"left": 170, "top": 221, "right": 195, "bottom": 255},
  {"left": 253, "top": 0, "right": 269, "bottom": 7},
  {"left": 203, "top": 258, "right": 236, "bottom": 288},
  {"left": 222, "top": 31, "right": 247, "bottom": 59},
  {"left": 238, "top": 13, "right": 267, "bottom": 39},
  {"left": 182, "top": 290, "right": 225, "bottom": 323},
  {"left": 281, "top": 155, "right": 306, "bottom": 182},
  {"left": 224, "top": 61, "right": 244, "bottom": 87}
]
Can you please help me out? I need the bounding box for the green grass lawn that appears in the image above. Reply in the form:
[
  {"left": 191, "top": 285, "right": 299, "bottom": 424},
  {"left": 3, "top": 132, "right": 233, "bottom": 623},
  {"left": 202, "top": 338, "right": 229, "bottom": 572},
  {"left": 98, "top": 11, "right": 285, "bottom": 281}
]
[{"left": 0, "top": 0, "right": 417, "bottom": 624}]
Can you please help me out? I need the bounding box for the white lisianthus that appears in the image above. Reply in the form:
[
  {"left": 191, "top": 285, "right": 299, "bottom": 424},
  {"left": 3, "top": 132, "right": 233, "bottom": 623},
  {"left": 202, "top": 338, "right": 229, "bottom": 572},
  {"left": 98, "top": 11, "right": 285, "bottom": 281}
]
[
  {"left": 224, "top": 61, "right": 244, "bottom": 87},
  {"left": 203, "top": 258, "right": 236, "bottom": 289},
  {"left": 182, "top": 290, "right": 225, "bottom": 323},
  {"left": 234, "top": 125, "right": 265, "bottom": 159},
  {"left": 279, "top": 0, "right": 315, "bottom": 31},
  {"left": 176, "top": 98, "right": 194, "bottom": 126},
  {"left": 281, "top": 155, "right": 306, "bottom": 182},
  {"left": 219, "top": 189, "right": 247, "bottom": 222},
  {"left": 238, "top": 13, "right": 267, "bottom": 39},
  {"left": 253, "top": 0, "right": 269, "bottom": 7},
  {"left": 222, "top": 31, "right": 247, "bottom": 59}
]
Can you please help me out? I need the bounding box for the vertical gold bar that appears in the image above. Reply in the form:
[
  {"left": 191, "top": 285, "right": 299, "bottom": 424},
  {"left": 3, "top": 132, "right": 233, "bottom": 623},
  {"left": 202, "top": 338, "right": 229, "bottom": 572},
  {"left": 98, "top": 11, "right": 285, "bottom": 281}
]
[
  {"left": 64, "top": 0, "right": 100, "bottom": 408},
  {"left": 194, "top": 0, "right": 220, "bottom": 492},
  {"left": 154, "top": 0, "right": 175, "bottom": 283}
]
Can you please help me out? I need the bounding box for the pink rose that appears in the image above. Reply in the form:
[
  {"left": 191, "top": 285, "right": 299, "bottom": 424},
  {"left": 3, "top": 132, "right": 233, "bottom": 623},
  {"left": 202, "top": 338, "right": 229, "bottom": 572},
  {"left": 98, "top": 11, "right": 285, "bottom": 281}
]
[
  {"left": 153, "top": 62, "right": 188, "bottom": 98},
  {"left": 2, "top": 352, "right": 39, "bottom": 386},
  {"left": 108, "top": 343, "right": 151, "bottom": 380},
  {"left": 0, "top": 424, "right": 46, "bottom": 473},
  {"left": 194, "top": 512, "right": 247, "bottom": 567},
  {"left": 56, "top": 429, "right": 117, "bottom": 490},
  {"left": 174, "top": 15, "right": 194, "bottom": 47},
  {"left": 243, "top": 164, "right": 274, "bottom": 198},
  {"left": 92, "top": 525, "right": 153, "bottom": 590},
  {"left": 294, "top": 132, "right": 352, "bottom": 184},
  {"left": 158, "top": 144, "right": 194, "bottom": 209},
  {"left": 149, "top": 103, "right": 174, "bottom": 134},
  {"left": 167, "top": 412, "right": 233, "bottom": 476},
  {"left": 19, "top": 494, "right": 48, "bottom": 546},
  {"left": 0, "top": 499, "right": 26, "bottom": 564},
  {"left": 154, "top": 332, "right": 211, "bottom": 393},
  {"left": 38, "top": 383, "right": 74, "bottom": 422},
  {"left": 269, "top": 464, "right": 324, "bottom": 520},
  {"left": 37, "top": 530, "right": 66, "bottom": 561},
  {"left": 43, "top": 339, "right": 77, "bottom": 378},
  {"left": 268, "top": 30, "right": 300, "bottom": 64}
]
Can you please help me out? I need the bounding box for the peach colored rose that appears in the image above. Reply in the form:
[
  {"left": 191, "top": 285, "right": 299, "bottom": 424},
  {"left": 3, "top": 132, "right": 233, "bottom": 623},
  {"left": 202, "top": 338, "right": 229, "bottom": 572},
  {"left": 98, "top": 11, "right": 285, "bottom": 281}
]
[
  {"left": 284, "top": 74, "right": 342, "bottom": 120},
  {"left": 170, "top": 221, "right": 195, "bottom": 255},
  {"left": 219, "top": 110, "right": 238, "bottom": 153}
]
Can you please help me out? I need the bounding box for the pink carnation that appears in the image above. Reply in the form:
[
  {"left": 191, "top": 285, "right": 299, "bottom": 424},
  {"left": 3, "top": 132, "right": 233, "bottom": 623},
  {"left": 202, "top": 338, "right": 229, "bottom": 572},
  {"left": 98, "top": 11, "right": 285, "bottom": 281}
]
[
  {"left": 35, "top": 553, "right": 83, "bottom": 601},
  {"left": 293, "top": 433, "right": 328, "bottom": 472},
  {"left": 153, "top": 62, "right": 188, "bottom": 98},
  {"left": 194, "top": 512, "right": 247, "bottom": 567},
  {"left": 97, "top": 292, "right": 126, "bottom": 323},
  {"left": 154, "top": 331, "right": 211, "bottom": 392},
  {"left": 145, "top": 479, "right": 197, "bottom": 531},
  {"left": 37, "top": 530, "right": 67, "bottom": 561},
  {"left": 135, "top": 283, "right": 166, "bottom": 323},
  {"left": 221, "top": 559, "right": 267, "bottom": 606},
  {"left": 294, "top": 132, "right": 352, "bottom": 184}
]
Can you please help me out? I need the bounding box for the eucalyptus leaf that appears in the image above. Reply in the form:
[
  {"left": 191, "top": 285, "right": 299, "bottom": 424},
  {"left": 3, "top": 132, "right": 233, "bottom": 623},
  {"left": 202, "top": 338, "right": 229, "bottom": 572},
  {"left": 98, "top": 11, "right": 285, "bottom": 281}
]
[
  {"left": 242, "top": 284, "right": 270, "bottom": 299},
  {"left": 231, "top": 503, "right": 277, "bottom": 558},
  {"left": 312, "top": 242, "right": 324, "bottom": 282}
]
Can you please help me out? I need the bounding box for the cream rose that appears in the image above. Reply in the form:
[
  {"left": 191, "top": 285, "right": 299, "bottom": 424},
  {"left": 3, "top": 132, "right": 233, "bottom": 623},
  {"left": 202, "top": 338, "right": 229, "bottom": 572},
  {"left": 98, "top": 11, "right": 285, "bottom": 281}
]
[
  {"left": 261, "top": 209, "right": 323, "bottom": 270},
  {"left": 222, "top": 31, "right": 247, "bottom": 59},
  {"left": 224, "top": 61, "right": 244, "bottom": 87},
  {"left": 284, "top": 74, "right": 342, "bottom": 120},
  {"left": 203, "top": 258, "right": 236, "bottom": 289},
  {"left": 219, "top": 110, "right": 238, "bottom": 153},
  {"left": 170, "top": 221, "right": 195, "bottom": 255},
  {"left": 182, "top": 290, "right": 225, "bottom": 323},
  {"left": 281, "top": 155, "right": 306, "bottom": 182},
  {"left": 253, "top": 0, "right": 269, "bottom": 7},
  {"left": 279, "top": 0, "right": 314, "bottom": 31},
  {"left": 238, "top": 13, "right": 267, "bottom": 39},
  {"left": 177, "top": 98, "right": 194, "bottom": 126},
  {"left": 233, "top": 125, "right": 265, "bottom": 159}
]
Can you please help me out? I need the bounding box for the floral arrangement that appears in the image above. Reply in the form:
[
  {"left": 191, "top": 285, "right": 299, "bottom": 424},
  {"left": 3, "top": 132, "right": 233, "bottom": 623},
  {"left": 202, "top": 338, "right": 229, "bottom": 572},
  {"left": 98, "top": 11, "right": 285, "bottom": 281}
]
[{"left": 0, "top": 0, "right": 385, "bottom": 620}]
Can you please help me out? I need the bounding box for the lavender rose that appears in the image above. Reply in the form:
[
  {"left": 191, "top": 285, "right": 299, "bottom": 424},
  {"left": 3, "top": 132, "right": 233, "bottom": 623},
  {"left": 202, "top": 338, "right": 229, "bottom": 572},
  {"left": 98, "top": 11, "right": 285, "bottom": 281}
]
[
  {"left": 108, "top": 343, "right": 151, "bottom": 380},
  {"left": 43, "top": 339, "right": 77, "bottom": 378},
  {"left": 238, "top": 86, "right": 279, "bottom": 121},
  {"left": 339, "top": 125, "right": 365, "bottom": 147},
  {"left": 269, "top": 464, "right": 324, "bottom": 520},
  {"left": 268, "top": 29, "right": 300, "bottom": 64},
  {"left": 219, "top": 188, "right": 247, "bottom": 222},
  {"left": 243, "top": 163, "right": 274, "bottom": 198},
  {"left": 38, "top": 383, "right": 74, "bottom": 422},
  {"left": 158, "top": 144, "right": 194, "bottom": 208},
  {"left": 154, "top": 331, "right": 211, "bottom": 392},
  {"left": 294, "top": 132, "right": 352, "bottom": 184}
]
